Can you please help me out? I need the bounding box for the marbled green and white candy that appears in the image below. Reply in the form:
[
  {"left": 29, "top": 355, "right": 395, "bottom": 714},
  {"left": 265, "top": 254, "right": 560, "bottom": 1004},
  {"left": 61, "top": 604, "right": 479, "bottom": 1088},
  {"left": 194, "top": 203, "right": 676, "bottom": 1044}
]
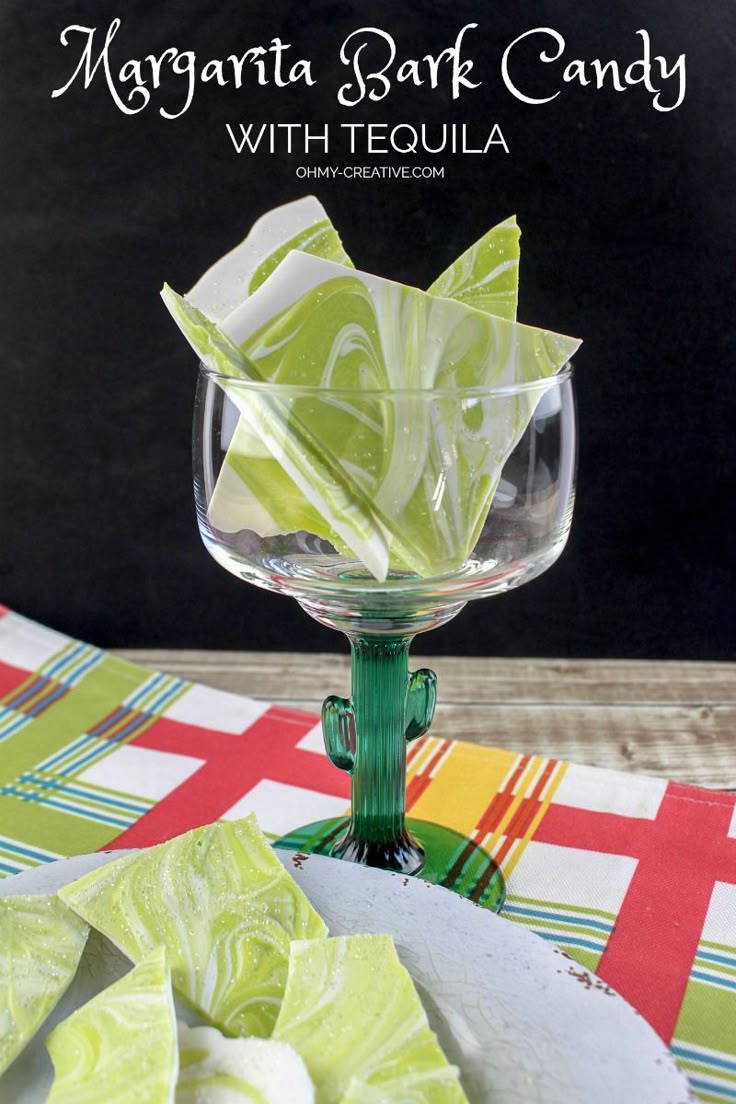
[
  {"left": 163, "top": 251, "right": 580, "bottom": 578},
  {"left": 338, "top": 1082, "right": 394, "bottom": 1103},
  {"left": 176, "top": 1022, "right": 314, "bottom": 1103},
  {"left": 46, "top": 944, "right": 177, "bottom": 1104},
  {"left": 198, "top": 196, "right": 360, "bottom": 556},
  {"left": 272, "top": 935, "right": 469, "bottom": 1104},
  {"left": 188, "top": 195, "right": 353, "bottom": 322},
  {"left": 428, "top": 214, "right": 520, "bottom": 321},
  {"left": 162, "top": 286, "right": 391, "bottom": 578},
  {"left": 0, "top": 893, "right": 88, "bottom": 1075},
  {"left": 204, "top": 206, "right": 520, "bottom": 561},
  {"left": 58, "top": 815, "right": 328, "bottom": 1038},
  {"left": 338, "top": 1079, "right": 464, "bottom": 1104}
]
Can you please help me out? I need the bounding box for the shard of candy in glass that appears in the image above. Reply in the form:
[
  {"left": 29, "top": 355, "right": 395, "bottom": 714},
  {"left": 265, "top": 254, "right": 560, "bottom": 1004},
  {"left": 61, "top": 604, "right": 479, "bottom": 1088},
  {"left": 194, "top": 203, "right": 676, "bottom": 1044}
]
[
  {"left": 0, "top": 893, "right": 88, "bottom": 1075},
  {"left": 194, "top": 200, "right": 520, "bottom": 552},
  {"left": 176, "top": 1021, "right": 314, "bottom": 1103},
  {"left": 162, "top": 198, "right": 532, "bottom": 577},
  {"left": 196, "top": 196, "right": 358, "bottom": 552},
  {"left": 162, "top": 285, "right": 392, "bottom": 578},
  {"left": 272, "top": 934, "right": 469, "bottom": 1104},
  {"left": 57, "top": 815, "right": 328, "bottom": 1038},
  {"left": 45, "top": 945, "right": 177, "bottom": 1104},
  {"left": 187, "top": 195, "right": 353, "bottom": 322},
  {"left": 163, "top": 250, "right": 580, "bottom": 579},
  {"left": 428, "top": 214, "right": 520, "bottom": 320}
]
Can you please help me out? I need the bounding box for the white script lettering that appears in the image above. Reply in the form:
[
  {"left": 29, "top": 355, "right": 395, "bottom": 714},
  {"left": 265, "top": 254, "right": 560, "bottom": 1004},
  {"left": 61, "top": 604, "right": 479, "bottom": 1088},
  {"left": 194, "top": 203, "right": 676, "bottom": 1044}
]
[
  {"left": 501, "top": 27, "right": 686, "bottom": 112},
  {"left": 338, "top": 24, "right": 481, "bottom": 107},
  {"left": 51, "top": 20, "right": 315, "bottom": 119}
]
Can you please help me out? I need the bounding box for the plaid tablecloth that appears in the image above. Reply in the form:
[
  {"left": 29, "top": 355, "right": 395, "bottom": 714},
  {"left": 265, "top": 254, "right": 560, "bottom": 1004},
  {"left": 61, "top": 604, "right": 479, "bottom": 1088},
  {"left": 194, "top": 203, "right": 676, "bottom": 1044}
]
[{"left": 0, "top": 605, "right": 734, "bottom": 1101}]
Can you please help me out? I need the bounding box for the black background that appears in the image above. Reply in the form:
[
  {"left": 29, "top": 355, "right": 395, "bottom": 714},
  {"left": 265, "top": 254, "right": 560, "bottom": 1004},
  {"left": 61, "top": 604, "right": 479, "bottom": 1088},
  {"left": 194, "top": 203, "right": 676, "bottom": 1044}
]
[{"left": 1, "top": 0, "right": 733, "bottom": 658}]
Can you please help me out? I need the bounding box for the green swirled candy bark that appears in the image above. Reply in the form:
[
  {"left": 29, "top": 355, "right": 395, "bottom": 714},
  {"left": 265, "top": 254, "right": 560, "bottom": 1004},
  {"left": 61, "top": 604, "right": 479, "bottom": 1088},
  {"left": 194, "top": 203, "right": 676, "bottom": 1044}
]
[
  {"left": 161, "top": 286, "right": 391, "bottom": 578},
  {"left": 185, "top": 193, "right": 375, "bottom": 566},
  {"left": 224, "top": 252, "right": 579, "bottom": 577},
  {"left": 428, "top": 214, "right": 520, "bottom": 320},
  {"left": 57, "top": 815, "right": 328, "bottom": 1038},
  {"left": 207, "top": 212, "right": 521, "bottom": 550},
  {"left": 338, "top": 1082, "right": 402, "bottom": 1103},
  {"left": 0, "top": 894, "right": 88, "bottom": 1075},
  {"left": 338, "top": 1080, "right": 464, "bottom": 1104},
  {"left": 169, "top": 204, "right": 523, "bottom": 566},
  {"left": 338, "top": 1085, "right": 386, "bottom": 1104},
  {"left": 163, "top": 254, "right": 579, "bottom": 578},
  {"left": 162, "top": 203, "right": 579, "bottom": 578},
  {"left": 272, "top": 935, "right": 469, "bottom": 1104},
  {"left": 188, "top": 195, "right": 353, "bottom": 323},
  {"left": 176, "top": 1022, "right": 314, "bottom": 1103},
  {"left": 46, "top": 945, "right": 177, "bottom": 1104}
]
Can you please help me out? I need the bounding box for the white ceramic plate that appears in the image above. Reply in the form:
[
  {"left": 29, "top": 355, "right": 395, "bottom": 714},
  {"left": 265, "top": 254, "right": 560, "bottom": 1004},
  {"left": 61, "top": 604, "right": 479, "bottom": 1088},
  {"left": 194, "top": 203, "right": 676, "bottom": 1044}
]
[{"left": 0, "top": 850, "right": 692, "bottom": 1104}]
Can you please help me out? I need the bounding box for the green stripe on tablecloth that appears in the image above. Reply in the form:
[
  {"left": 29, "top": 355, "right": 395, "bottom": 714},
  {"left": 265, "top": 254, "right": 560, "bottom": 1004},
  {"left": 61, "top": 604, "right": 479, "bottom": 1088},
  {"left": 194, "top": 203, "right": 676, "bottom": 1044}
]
[
  {"left": 503, "top": 894, "right": 618, "bottom": 923},
  {"left": 696, "top": 955, "right": 736, "bottom": 975},
  {"left": 5, "top": 773, "right": 149, "bottom": 827},
  {"left": 689, "top": 1089, "right": 736, "bottom": 1103},
  {"left": 672, "top": 1043, "right": 736, "bottom": 1104},
  {"left": 19, "top": 771, "right": 151, "bottom": 817},
  {"left": 0, "top": 836, "right": 63, "bottom": 876},
  {"left": 0, "top": 655, "right": 152, "bottom": 787},
  {"left": 502, "top": 895, "right": 613, "bottom": 973},
  {"left": 700, "top": 939, "right": 736, "bottom": 964},
  {"left": 0, "top": 792, "right": 118, "bottom": 858},
  {"left": 503, "top": 910, "right": 609, "bottom": 945},
  {"left": 676, "top": 1058, "right": 736, "bottom": 1084},
  {"left": 674, "top": 976, "right": 736, "bottom": 1057},
  {"left": 687, "top": 1079, "right": 736, "bottom": 1103},
  {"left": 1, "top": 783, "right": 131, "bottom": 828},
  {"left": 525, "top": 930, "right": 602, "bottom": 973}
]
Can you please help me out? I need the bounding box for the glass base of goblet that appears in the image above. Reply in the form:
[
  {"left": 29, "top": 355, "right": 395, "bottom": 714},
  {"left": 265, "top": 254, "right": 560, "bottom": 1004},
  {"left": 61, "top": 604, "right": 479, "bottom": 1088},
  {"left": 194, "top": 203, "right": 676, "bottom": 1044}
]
[{"left": 275, "top": 816, "right": 506, "bottom": 913}]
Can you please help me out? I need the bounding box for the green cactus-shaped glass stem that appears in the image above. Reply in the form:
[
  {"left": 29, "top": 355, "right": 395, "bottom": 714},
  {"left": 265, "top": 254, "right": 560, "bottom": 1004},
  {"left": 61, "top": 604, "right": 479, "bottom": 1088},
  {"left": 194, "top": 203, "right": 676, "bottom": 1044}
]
[{"left": 322, "top": 635, "right": 437, "bottom": 874}]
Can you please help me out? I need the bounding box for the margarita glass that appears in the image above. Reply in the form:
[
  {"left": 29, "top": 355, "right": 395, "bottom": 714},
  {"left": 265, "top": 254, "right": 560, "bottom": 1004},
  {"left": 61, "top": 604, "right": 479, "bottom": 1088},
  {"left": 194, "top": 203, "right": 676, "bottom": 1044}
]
[{"left": 194, "top": 364, "right": 577, "bottom": 911}]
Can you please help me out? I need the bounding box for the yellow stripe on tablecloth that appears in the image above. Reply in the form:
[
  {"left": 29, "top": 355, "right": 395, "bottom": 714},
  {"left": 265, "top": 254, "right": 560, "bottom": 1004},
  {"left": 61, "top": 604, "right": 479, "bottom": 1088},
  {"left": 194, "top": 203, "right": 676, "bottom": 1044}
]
[{"left": 408, "top": 741, "right": 519, "bottom": 837}]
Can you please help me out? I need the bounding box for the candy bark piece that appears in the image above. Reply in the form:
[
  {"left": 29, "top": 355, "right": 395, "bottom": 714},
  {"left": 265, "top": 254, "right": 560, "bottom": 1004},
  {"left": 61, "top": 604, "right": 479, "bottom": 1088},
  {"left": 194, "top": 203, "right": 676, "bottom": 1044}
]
[
  {"left": 338, "top": 1080, "right": 463, "bottom": 1104},
  {"left": 222, "top": 250, "right": 577, "bottom": 396},
  {"left": 209, "top": 212, "right": 519, "bottom": 550},
  {"left": 228, "top": 255, "right": 580, "bottom": 577},
  {"left": 164, "top": 251, "right": 579, "bottom": 578},
  {"left": 338, "top": 1083, "right": 394, "bottom": 1103},
  {"left": 0, "top": 893, "right": 88, "bottom": 1075},
  {"left": 57, "top": 815, "right": 328, "bottom": 1038},
  {"left": 201, "top": 196, "right": 358, "bottom": 554},
  {"left": 428, "top": 214, "right": 520, "bottom": 320},
  {"left": 176, "top": 1022, "right": 314, "bottom": 1103},
  {"left": 162, "top": 285, "right": 390, "bottom": 579},
  {"left": 45, "top": 945, "right": 177, "bottom": 1104},
  {"left": 272, "top": 935, "right": 469, "bottom": 1104},
  {"left": 188, "top": 195, "right": 353, "bottom": 322}
]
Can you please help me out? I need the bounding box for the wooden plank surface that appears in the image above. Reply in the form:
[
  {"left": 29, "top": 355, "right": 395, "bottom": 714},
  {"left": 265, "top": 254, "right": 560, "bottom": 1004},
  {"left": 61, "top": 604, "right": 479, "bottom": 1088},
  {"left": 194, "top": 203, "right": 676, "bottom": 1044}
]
[{"left": 117, "top": 651, "right": 736, "bottom": 789}]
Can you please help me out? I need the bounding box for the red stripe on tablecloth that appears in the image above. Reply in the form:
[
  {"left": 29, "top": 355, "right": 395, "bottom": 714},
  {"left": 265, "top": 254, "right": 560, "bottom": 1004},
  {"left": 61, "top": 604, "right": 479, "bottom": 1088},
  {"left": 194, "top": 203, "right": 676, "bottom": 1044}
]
[
  {"left": 476, "top": 788, "right": 515, "bottom": 840},
  {"left": 105, "top": 707, "right": 349, "bottom": 849},
  {"left": 0, "top": 661, "right": 36, "bottom": 701},
  {"left": 504, "top": 761, "right": 558, "bottom": 840},
  {"left": 535, "top": 782, "right": 736, "bottom": 1042},
  {"left": 406, "top": 772, "right": 433, "bottom": 809},
  {"left": 474, "top": 755, "right": 532, "bottom": 840}
]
